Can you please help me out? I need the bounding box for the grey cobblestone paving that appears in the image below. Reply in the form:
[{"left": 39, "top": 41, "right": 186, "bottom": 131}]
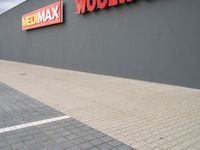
[
  {"left": 0, "top": 83, "right": 135, "bottom": 150},
  {"left": 0, "top": 83, "right": 63, "bottom": 128}
]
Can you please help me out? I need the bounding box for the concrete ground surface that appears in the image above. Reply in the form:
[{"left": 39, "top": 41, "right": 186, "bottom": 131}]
[{"left": 0, "top": 59, "right": 200, "bottom": 150}]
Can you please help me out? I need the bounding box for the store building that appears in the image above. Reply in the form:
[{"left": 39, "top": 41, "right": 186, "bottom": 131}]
[{"left": 0, "top": 0, "right": 200, "bottom": 88}]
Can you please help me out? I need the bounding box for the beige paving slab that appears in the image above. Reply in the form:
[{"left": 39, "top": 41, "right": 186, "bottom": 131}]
[{"left": 0, "top": 59, "right": 200, "bottom": 150}]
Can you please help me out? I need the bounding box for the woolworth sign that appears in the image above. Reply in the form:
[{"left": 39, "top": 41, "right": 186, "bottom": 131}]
[
  {"left": 75, "top": 0, "right": 134, "bottom": 14},
  {"left": 22, "top": 1, "right": 63, "bottom": 31}
]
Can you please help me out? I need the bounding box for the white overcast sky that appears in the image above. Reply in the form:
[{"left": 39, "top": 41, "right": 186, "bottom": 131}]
[{"left": 0, "top": 0, "right": 26, "bottom": 14}]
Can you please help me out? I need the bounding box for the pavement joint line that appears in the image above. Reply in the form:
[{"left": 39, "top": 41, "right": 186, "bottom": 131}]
[{"left": 0, "top": 115, "right": 70, "bottom": 134}]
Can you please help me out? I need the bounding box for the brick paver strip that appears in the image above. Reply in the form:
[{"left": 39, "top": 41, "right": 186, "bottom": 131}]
[{"left": 0, "top": 83, "right": 135, "bottom": 150}]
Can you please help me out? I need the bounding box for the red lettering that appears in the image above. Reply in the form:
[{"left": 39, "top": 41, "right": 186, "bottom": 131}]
[
  {"left": 119, "top": 0, "right": 125, "bottom": 4},
  {"left": 75, "top": 0, "right": 134, "bottom": 14},
  {"left": 76, "top": 0, "right": 86, "bottom": 14},
  {"left": 126, "top": 0, "right": 134, "bottom": 3},
  {"left": 97, "top": 0, "right": 108, "bottom": 9},
  {"left": 108, "top": 0, "right": 118, "bottom": 7},
  {"left": 87, "top": 0, "right": 97, "bottom": 12},
  {"left": 119, "top": 0, "right": 133, "bottom": 4}
]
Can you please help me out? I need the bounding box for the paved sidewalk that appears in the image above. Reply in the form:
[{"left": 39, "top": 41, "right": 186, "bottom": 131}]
[{"left": 0, "top": 60, "right": 200, "bottom": 150}]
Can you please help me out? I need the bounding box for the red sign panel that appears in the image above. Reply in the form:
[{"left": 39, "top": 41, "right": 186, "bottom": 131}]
[
  {"left": 22, "top": 1, "right": 63, "bottom": 31},
  {"left": 75, "top": 0, "right": 134, "bottom": 14}
]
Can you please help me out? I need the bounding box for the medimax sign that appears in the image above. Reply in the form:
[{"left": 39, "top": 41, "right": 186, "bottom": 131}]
[
  {"left": 75, "top": 0, "right": 134, "bottom": 14},
  {"left": 22, "top": 1, "right": 63, "bottom": 31},
  {"left": 22, "top": 0, "right": 135, "bottom": 30}
]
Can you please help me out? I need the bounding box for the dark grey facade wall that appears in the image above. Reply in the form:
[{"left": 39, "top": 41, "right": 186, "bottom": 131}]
[{"left": 0, "top": 0, "right": 200, "bottom": 88}]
